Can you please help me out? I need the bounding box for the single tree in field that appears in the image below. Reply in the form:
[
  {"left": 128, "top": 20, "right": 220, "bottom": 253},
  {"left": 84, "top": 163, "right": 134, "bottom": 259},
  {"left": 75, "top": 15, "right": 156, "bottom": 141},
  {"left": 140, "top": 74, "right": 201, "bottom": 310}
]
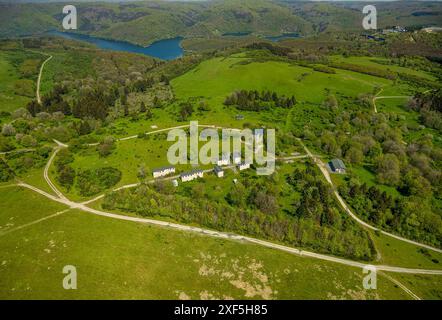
[
  {"left": 1, "top": 124, "right": 15, "bottom": 136},
  {"left": 97, "top": 136, "right": 115, "bottom": 158},
  {"left": 146, "top": 107, "right": 153, "bottom": 120},
  {"left": 324, "top": 94, "right": 338, "bottom": 110},
  {"left": 140, "top": 101, "right": 146, "bottom": 113},
  {"left": 137, "top": 165, "right": 146, "bottom": 180},
  {"left": 153, "top": 96, "right": 161, "bottom": 108},
  {"left": 376, "top": 153, "right": 401, "bottom": 186},
  {"left": 345, "top": 146, "right": 364, "bottom": 164},
  {"left": 123, "top": 103, "right": 129, "bottom": 117}
]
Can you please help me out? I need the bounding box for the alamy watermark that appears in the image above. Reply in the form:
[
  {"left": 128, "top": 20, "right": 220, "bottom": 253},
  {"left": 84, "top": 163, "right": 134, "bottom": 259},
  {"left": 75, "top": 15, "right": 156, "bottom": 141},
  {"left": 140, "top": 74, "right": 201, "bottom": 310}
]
[
  {"left": 167, "top": 121, "right": 276, "bottom": 175},
  {"left": 62, "top": 265, "right": 77, "bottom": 290},
  {"left": 62, "top": 5, "right": 77, "bottom": 30},
  {"left": 362, "top": 5, "right": 377, "bottom": 30},
  {"left": 363, "top": 265, "right": 377, "bottom": 290}
]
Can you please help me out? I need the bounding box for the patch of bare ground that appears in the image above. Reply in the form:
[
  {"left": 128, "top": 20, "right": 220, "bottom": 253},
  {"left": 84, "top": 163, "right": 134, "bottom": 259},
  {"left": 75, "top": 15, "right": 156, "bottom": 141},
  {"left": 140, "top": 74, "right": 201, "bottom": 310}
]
[
  {"left": 326, "top": 280, "right": 380, "bottom": 300},
  {"left": 196, "top": 252, "right": 277, "bottom": 300}
]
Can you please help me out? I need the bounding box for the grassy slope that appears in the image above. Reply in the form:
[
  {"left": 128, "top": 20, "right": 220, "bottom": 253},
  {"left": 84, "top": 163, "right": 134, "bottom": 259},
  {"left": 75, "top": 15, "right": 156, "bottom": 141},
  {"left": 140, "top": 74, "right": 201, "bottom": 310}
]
[
  {"left": 0, "top": 52, "right": 33, "bottom": 112},
  {"left": 394, "top": 274, "right": 442, "bottom": 300},
  {"left": 370, "top": 231, "right": 442, "bottom": 270},
  {"left": 330, "top": 56, "right": 437, "bottom": 82},
  {"left": 172, "top": 55, "right": 405, "bottom": 107},
  {"left": 0, "top": 188, "right": 409, "bottom": 300},
  {"left": 0, "top": 186, "right": 66, "bottom": 231},
  {"left": 1, "top": 52, "right": 442, "bottom": 298},
  {"left": 1, "top": 1, "right": 441, "bottom": 47}
]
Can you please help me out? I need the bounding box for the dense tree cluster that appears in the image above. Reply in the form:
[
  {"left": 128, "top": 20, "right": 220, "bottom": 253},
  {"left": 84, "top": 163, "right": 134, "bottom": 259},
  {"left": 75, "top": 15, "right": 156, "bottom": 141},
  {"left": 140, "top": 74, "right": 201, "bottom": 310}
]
[
  {"left": 54, "top": 148, "right": 76, "bottom": 191},
  {"left": 409, "top": 89, "right": 442, "bottom": 131},
  {"left": 77, "top": 167, "right": 122, "bottom": 196},
  {"left": 339, "top": 180, "right": 441, "bottom": 246},
  {"left": 224, "top": 90, "right": 296, "bottom": 111},
  {"left": 27, "top": 85, "right": 70, "bottom": 116},
  {"left": 102, "top": 164, "right": 374, "bottom": 260},
  {"left": 0, "top": 159, "right": 14, "bottom": 182},
  {"left": 328, "top": 62, "right": 397, "bottom": 80},
  {"left": 246, "top": 42, "right": 292, "bottom": 57},
  {"left": 311, "top": 105, "right": 442, "bottom": 246},
  {"left": 179, "top": 101, "right": 194, "bottom": 121}
]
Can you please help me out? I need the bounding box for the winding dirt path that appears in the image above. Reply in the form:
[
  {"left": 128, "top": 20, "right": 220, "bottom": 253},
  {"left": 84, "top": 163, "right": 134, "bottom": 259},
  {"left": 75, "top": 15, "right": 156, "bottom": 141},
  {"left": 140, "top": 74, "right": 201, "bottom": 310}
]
[
  {"left": 11, "top": 179, "right": 442, "bottom": 276},
  {"left": 373, "top": 95, "right": 410, "bottom": 113},
  {"left": 296, "top": 138, "right": 442, "bottom": 254},
  {"left": 45, "top": 123, "right": 442, "bottom": 255},
  {"left": 36, "top": 55, "right": 53, "bottom": 104},
  {"left": 6, "top": 118, "right": 441, "bottom": 279}
]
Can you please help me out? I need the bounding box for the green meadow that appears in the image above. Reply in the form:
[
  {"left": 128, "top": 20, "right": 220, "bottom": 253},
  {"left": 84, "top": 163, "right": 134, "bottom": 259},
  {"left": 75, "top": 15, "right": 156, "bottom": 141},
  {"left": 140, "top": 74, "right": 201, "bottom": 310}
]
[
  {"left": 370, "top": 231, "right": 442, "bottom": 270},
  {"left": 0, "top": 186, "right": 412, "bottom": 300},
  {"left": 0, "top": 51, "right": 36, "bottom": 113},
  {"left": 330, "top": 55, "right": 438, "bottom": 82},
  {"left": 395, "top": 274, "right": 442, "bottom": 300},
  {"left": 172, "top": 55, "right": 405, "bottom": 107},
  {"left": 1, "top": 41, "right": 441, "bottom": 300}
]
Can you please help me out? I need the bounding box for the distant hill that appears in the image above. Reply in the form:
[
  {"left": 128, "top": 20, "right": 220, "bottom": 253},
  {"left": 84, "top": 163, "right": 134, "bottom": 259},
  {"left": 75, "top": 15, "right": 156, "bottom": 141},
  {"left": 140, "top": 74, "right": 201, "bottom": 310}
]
[{"left": 0, "top": 0, "right": 441, "bottom": 46}]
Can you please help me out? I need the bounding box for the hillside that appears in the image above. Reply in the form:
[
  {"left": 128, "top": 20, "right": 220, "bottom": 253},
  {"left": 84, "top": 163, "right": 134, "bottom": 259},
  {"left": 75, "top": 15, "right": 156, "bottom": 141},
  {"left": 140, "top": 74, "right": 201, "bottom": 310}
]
[{"left": 0, "top": 1, "right": 441, "bottom": 46}]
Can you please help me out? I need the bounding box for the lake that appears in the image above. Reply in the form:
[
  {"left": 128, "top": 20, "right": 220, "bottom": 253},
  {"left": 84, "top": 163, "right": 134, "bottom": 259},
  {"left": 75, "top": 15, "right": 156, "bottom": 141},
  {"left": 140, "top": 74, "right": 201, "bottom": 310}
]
[
  {"left": 265, "top": 33, "right": 300, "bottom": 42},
  {"left": 47, "top": 31, "right": 183, "bottom": 60}
]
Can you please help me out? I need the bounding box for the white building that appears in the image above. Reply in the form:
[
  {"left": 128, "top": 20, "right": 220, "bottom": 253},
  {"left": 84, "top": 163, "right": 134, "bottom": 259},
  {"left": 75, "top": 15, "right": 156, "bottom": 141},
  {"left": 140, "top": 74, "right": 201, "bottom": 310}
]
[
  {"left": 180, "top": 169, "right": 204, "bottom": 182},
  {"left": 217, "top": 152, "right": 230, "bottom": 166},
  {"left": 172, "top": 179, "right": 179, "bottom": 187},
  {"left": 232, "top": 152, "right": 241, "bottom": 164},
  {"left": 238, "top": 162, "right": 250, "bottom": 171},
  {"left": 214, "top": 166, "right": 224, "bottom": 178},
  {"left": 328, "top": 159, "right": 346, "bottom": 174},
  {"left": 153, "top": 166, "right": 176, "bottom": 178}
]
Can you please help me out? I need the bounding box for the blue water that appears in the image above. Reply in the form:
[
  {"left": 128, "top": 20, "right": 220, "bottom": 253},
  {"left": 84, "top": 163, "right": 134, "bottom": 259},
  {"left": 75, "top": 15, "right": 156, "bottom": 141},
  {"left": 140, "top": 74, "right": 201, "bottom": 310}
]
[
  {"left": 222, "top": 32, "right": 252, "bottom": 37},
  {"left": 47, "top": 31, "right": 183, "bottom": 60},
  {"left": 265, "top": 33, "right": 300, "bottom": 42}
]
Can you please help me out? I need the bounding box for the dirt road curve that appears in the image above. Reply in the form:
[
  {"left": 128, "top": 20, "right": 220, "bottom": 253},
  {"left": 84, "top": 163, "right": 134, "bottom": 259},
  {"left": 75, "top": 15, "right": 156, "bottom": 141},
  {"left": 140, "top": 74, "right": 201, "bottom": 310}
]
[
  {"left": 297, "top": 139, "right": 442, "bottom": 254},
  {"left": 36, "top": 55, "right": 53, "bottom": 104},
  {"left": 15, "top": 181, "right": 442, "bottom": 275}
]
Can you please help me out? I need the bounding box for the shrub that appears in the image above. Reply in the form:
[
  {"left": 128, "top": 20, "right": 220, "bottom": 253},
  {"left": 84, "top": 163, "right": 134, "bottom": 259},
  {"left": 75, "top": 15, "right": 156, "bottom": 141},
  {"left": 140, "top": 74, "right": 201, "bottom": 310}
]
[
  {"left": 76, "top": 167, "right": 122, "bottom": 196},
  {"left": 1, "top": 124, "right": 15, "bottom": 136}
]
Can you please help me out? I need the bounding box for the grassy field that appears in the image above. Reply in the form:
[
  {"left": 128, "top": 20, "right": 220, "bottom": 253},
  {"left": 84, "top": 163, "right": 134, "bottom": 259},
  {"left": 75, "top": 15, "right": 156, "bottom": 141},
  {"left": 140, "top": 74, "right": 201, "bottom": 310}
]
[
  {"left": 370, "top": 231, "right": 442, "bottom": 270},
  {"left": 330, "top": 55, "right": 438, "bottom": 82},
  {"left": 0, "top": 186, "right": 412, "bottom": 299},
  {"left": 50, "top": 129, "right": 242, "bottom": 202},
  {"left": 331, "top": 164, "right": 401, "bottom": 198},
  {"left": 172, "top": 56, "right": 402, "bottom": 107},
  {"left": 375, "top": 98, "right": 441, "bottom": 146},
  {"left": 38, "top": 49, "right": 95, "bottom": 96},
  {"left": 1, "top": 44, "right": 441, "bottom": 299},
  {"left": 0, "top": 186, "right": 66, "bottom": 232},
  {"left": 0, "top": 51, "right": 35, "bottom": 112},
  {"left": 394, "top": 274, "right": 442, "bottom": 300}
]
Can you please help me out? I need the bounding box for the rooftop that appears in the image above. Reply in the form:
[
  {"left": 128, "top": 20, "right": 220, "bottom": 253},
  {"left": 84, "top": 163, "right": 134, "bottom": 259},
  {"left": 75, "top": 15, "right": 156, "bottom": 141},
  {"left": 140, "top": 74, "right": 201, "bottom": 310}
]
[
  {"left": 214, "top": 166, "right": 224, "bottom": 173},
  {"left": 180, "top": 169, "right": 203, "bottom": 177},
  {"left": 329, "top": 159, "right": 346, "bottom": 170},
  {"left": 152, "top": 166, "right": 175, "bottom": 173}
]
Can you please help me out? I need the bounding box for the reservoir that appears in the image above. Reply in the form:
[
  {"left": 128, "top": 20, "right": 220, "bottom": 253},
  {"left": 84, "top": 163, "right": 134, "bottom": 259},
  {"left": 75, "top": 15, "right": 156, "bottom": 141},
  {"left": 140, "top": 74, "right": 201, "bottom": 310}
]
[
  {"left": 265, "top": 33, "right": 300, "bottom": 42},
  {"left": 47, "top": 31, "right": 183, "bottom": 60}
]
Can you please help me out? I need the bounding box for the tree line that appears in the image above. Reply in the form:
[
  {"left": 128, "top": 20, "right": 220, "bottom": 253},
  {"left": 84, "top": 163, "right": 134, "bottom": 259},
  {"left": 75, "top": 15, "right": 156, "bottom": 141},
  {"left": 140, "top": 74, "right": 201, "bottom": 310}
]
[
  {"left": 102, "top": 162, "right": 374, "bottom": 261},
  {"left": 224, "top": 89, "right": 296, "bottom": 111}
]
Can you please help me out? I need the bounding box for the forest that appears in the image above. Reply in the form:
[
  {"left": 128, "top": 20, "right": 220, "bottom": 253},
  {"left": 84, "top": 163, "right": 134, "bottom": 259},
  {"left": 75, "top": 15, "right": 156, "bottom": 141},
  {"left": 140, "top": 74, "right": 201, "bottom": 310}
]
[
  {"left": 224, "top": 89, "right": 296, "bottom": 111},
  {"left": 102, "top": 161, "right": 375, "bottom": 261}
]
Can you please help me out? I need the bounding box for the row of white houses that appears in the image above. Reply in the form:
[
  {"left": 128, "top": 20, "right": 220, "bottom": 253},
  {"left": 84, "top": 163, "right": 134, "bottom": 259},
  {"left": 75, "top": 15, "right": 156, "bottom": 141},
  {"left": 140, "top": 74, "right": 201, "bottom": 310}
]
[
  {"left": 180, "top": 169, "right": 204, "bottom": 182},
  {"left": 216, "top": 152, "right": 242, "bottom": 166},
  {"left": 152, "top": 160, "right": 252, "bottom": 184},
  {"left": 152, "top": 166, "right": 176, "bottom": 178},
  {"left": 238, "top": 162, "right": 250, "bottom": 171}
]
